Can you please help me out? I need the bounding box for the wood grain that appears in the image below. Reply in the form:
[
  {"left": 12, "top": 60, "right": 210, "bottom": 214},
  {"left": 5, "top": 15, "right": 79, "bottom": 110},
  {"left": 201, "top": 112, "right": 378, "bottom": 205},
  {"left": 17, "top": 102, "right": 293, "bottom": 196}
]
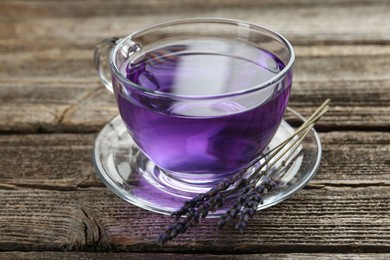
[
  {"left": 0, "top": 134, "right": 101, "bottom": 189},
  {"left": 0, "top": 132, "right": 388, "bottom": 253},
  {"left": 1, "top": 0, "right": 389, "bottom": 48},
  {"left": 0, "top": 252, "right": 390, "bottom": 260},
  {"left": 1, "top": 45, "right": 390, "bottom": 132},
  {"left": 0, "top": 187, "right": 389, "bottom": 252},
  {"left": 0, "top": 131, "right": 389, "bottom": 188},
  {"left": 1, "top": 252, "right": 390, "bottom": 260}
]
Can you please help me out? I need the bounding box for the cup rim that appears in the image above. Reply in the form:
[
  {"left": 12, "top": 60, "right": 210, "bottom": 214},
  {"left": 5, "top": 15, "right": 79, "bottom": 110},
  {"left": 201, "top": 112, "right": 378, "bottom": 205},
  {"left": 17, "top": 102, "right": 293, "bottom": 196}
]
[{"left": 111, "top": 17, "right": 295, "bottom": 100}]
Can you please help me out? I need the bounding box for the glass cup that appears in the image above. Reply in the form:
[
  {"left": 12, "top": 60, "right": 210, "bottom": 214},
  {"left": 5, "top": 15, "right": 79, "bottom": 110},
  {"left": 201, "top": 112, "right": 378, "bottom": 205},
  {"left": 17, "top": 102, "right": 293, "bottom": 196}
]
[{"left": 94, "top": 18, "right": 295, "bottom": 191}]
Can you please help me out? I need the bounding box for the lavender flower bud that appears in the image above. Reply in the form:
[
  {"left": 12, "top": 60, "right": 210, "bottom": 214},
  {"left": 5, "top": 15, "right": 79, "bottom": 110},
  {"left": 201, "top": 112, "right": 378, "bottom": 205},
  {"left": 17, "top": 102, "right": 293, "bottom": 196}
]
[
  {"left": 175, "top": 223, "right": 183, "bottom": 232},
  {"left": 262, "top": 176, "right": 271, "bottom": 184},
  {"left": 235, "top": 220, "right": 247, "bottom": 233},
  {"left": 256, "top": 185, "right": 265, "bottom": 194},
  {"left": 254, "top": 194, "right": 263, "bottom": 203},
  {"left": 218, "top": 179, "right": 233, "bottom": 190},
  {"left": 242, "top": 208, "right": 250, "bottom": 215},
  {"left": 217, "top": 219, "right": 226, "bottom": 229},
  {"left": 184, "top": 199, "right": 198, "bottom": 208},
  {"left": 209, "top": 187, "right": 221, "bottom": 196},
  {"left": 199, "top": 193, "right": 210, "bottom": 200},
  {"left": 210, "top": 194, "right": 224, "bottom": 210},
  {"left": 170, "top": 228, "right": 177, "bottom": 238},
  {"left": 230, "top": 209, "right": 238, "bottom": 218},
  {"left": 246, "top": 201, "right": 254, "bottom": 208},
  {"left": 157, "top": 233, "right": 170, "bottom": 246},
  {"left": 193, "top": 211, "right": 200, "bottom": 224},
  {"left": 237, "top": 178, "right": 248, "bottom": 188},
  {"left": 241, "top": 185, "right": 251, "bottom": 194},
  {"left": 182, "top": 222, "right": 191, "bottom": 233},
  {"left": 199, "top": 203, "right": 210, "bottom": 218},
  {"left": 269, "top": 179, "right": 278, "bottom": 189}
]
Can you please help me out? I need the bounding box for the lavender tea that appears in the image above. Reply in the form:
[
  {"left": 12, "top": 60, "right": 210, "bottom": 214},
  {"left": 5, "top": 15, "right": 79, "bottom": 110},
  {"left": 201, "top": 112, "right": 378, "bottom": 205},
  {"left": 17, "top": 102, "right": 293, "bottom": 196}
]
[{"left": 113, "top": 38, "right": 292, "bottom": 181}]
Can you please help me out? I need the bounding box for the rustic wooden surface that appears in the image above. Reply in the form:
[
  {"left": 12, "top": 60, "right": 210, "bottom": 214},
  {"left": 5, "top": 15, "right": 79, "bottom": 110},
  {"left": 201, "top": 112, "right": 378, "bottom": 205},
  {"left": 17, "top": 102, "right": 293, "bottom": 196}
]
[{"left": 1, "top": 0, "right": 389, "bottom": 259}]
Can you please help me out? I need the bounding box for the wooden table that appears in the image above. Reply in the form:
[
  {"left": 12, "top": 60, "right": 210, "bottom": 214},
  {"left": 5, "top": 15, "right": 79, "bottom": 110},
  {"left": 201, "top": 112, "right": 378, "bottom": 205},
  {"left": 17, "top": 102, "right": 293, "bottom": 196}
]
[{"left": 1, "top": 1, "right": 389, "bottom": 259}]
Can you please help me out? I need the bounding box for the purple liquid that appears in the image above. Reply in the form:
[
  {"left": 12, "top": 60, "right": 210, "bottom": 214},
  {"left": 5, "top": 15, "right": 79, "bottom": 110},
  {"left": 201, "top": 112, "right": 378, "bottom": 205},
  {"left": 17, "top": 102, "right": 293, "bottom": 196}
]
[{"left": 113, "top": 39, "right": 292, "bottom": 179}]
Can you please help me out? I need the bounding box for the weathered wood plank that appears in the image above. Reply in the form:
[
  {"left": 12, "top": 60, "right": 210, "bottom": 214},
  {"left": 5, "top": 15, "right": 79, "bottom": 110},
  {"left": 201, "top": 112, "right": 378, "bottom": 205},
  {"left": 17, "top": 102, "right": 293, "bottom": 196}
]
[
  {"left": 1, "top": 1, "right": 389, "bottom": 49},
  {"left": 0, "top": 187, "right": 389, "bottom": 252},
  {"left": 315, "top": 132, "right": 390, "bottom": 184},
  {"left": 0, "top": 80, "right": 117, "bottom": 133},
  {"left": 0, "top": 134, "right": 102, "bottom": 189},
  {"left": 3, "top": 0, "right": 390, "bottom": 20},
  {"left": 1, "top": 252, "right": 390, "bottom": 260},
  {"left": 0, "top": 132, "right": 389, "bottom": 189},
  {"left": 1, "top": 46, "right": 389, "bottom": 132}
]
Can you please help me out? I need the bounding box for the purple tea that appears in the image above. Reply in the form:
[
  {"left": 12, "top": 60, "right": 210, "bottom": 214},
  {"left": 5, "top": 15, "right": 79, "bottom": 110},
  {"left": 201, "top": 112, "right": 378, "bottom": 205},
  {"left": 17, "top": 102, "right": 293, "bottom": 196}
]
[{"left": 113, "top": 39, "right": 292, "bottom": 180}]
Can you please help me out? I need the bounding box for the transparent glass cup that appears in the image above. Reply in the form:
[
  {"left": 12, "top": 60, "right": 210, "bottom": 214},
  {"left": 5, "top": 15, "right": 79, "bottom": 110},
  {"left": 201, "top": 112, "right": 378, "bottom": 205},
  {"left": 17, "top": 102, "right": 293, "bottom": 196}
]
[{"left": 94, "top": 18, "right": 295, "bottom": 191}]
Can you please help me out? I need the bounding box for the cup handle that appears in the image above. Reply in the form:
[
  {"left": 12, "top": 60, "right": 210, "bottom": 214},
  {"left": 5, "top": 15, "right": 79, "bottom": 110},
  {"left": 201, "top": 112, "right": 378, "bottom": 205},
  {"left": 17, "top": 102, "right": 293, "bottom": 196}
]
[{"left": 93, "top": 37, "right": 120, "bottom": 93}]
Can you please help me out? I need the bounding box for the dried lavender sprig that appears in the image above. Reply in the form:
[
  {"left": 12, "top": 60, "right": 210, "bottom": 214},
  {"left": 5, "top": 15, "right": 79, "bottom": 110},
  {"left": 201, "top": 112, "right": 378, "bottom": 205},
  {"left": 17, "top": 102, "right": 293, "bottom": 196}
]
[
  {"left": 158, "top": 100, "right": 330, "bottom": 245},
  {"left": 218, "top": 150, "right": 304, "bottom": 232},
  {"left": 160, "top": 153, "right": 298, "bottom": 244},
  {"left": 246, "top": 100, "right": 330, "bottom": 184},
  {"left": 159, "top": 175, "right": 244, "bottom": 246},
  {"left": 217, "top": 104, "right": 328, "bottom": 232},
  {"left": 169, "top": 172, "right": 244, "bottom": 221},
  {"left": 235, "top": 177, "right": 278, "bottom": 233},
  {"left": 249, "top": 122, "right": 315, "bottom": 184},
  {"left": 256, "top": 99, "right": 329, "bottom": 167}
]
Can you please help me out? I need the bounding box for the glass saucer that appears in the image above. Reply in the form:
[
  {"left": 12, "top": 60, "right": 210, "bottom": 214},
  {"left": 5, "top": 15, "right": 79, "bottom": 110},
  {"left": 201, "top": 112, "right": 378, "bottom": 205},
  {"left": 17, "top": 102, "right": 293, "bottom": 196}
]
[{"left": 92, "top": 108, "right": 322, "bottom": 217}]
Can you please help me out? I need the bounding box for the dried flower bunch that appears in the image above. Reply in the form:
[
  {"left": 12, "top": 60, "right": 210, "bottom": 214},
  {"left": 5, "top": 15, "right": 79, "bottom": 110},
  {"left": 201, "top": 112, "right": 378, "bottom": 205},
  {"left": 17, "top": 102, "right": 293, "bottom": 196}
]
[{"left": 158, "top": 99, "right": 330, "bottom": 246}]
